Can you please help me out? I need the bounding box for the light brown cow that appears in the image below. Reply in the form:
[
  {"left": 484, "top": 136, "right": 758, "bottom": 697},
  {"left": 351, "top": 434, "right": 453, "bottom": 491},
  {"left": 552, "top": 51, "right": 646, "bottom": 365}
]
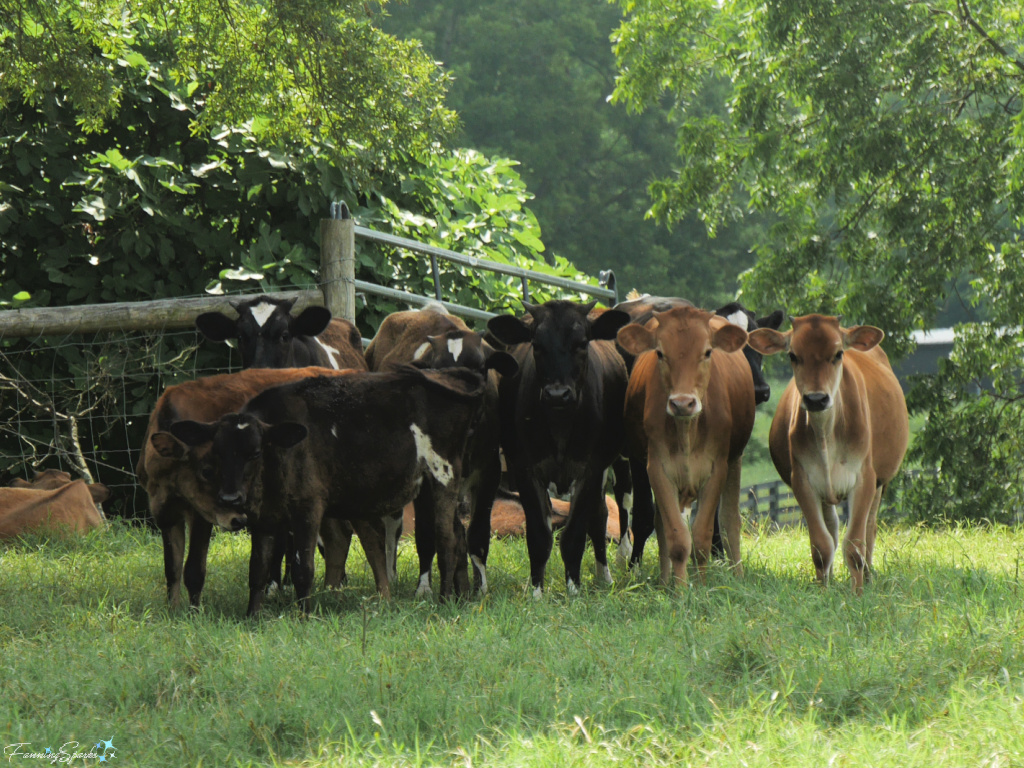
[
  {"left": 138, "top": 366, "right": 359, "bottom": 608},
  {"left": 618, "top": 306, "right": 754, "bottom": 586},
  {"left": 1, "top": 471, "right": 109, "bottom": 539},
  {"left": 747, "top": 314, "right": 909, "bottom": 592}
]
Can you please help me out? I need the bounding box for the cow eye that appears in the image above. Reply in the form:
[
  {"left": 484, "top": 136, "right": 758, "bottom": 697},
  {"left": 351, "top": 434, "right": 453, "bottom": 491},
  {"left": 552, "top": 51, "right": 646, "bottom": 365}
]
[
  {"left": 655, "top": 349, "right": 664, "bottom": 360},
  {"left": 704, "top": 349, "right": 712, "bottom": 359},
  {"left": 200, "top": 466, "right": 216, "bottom": 482},
  {"left": 788, "top": 352, "right": 799, "bottom": 364},
  {"left": 833, "top": 350, "right": 844, "bottom": 363},
  {"left": 280, "top": 332, "right": 291, "bottom": 342}
]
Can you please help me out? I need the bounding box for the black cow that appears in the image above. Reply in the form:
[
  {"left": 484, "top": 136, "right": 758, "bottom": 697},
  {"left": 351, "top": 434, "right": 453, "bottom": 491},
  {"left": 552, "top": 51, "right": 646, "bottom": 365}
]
[
  {"left": 196, "top": 296, "right": 366, "bottom": 371},
  {"left": 168, "top": 366, "right": 488, "bottom": 615},
  {"left": 486, "top": 300, "right": 630, "bottom": 595}
]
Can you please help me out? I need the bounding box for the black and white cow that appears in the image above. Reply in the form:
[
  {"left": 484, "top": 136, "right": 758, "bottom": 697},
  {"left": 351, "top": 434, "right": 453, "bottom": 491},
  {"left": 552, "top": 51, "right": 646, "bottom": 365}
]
[
  {"left": 168, "top": 366, "right": 489, "bottom": 615},
  {"left": 486, "top": 300, "right": 630, "bottom": 596}
]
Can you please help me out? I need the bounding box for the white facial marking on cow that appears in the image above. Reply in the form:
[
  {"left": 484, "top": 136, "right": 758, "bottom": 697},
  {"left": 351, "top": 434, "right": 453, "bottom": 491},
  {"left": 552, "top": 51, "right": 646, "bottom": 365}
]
[
  {"left": 413, "top": 342, "right": 431, "bottom": 361},
  {"left": 331, "top": 425, "right": 339, "bottom": 439},
  {"left": 314, "top": 338, "right": 342, "bottom": 369},
  {"left": 471, "top": 555, "right": 488, "bottom": 595},
  {"left": 725, "top": 310, "right": 748, "bottom": 329},
  {"left": 250, "top": 301, "right": 276, "bottom": 328},
  {"left": 236, "top": 422, "right": 250, "bottom": 430},
  {"left": 409, "top": 423, "right": 454, "bottom": 486},
  {"left": 415, "top": 572, "right": 432, "bottom": 597},
  {"left": 447, "top": 337, "right": 464, "bottom": 362},
  {"left": 596, "top": 562, "right": 613, "bottom": 584}
]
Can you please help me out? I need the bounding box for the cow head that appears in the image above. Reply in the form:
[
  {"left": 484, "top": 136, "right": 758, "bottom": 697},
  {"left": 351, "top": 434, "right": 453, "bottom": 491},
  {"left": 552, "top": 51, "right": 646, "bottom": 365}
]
[
  {"left": 487, "top": 300, "right": 629, "bottom": 410},
  {"left": 747, "top": 314, "right": 884, "bottom": 413},
  {"left": 154, "top": 415, "right": 307, "bottom": 529},
  {"left": 196, "top": 296, "right": 332, "bottom": 369},
  {"left": 618, "top": 306, "right": 747, "bottom": 420},
  {"left": 714, "top": 302, "right": 785, "bottom": 405},
  {"left": 410, "top": 330, "right": 519, "bottom": 378}
]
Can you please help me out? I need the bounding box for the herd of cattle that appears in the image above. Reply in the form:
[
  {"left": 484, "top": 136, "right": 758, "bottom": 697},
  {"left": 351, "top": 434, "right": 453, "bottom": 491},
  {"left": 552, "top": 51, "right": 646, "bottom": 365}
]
[{"left": 3, "top": 291, "right": 910, "bottom": 611}]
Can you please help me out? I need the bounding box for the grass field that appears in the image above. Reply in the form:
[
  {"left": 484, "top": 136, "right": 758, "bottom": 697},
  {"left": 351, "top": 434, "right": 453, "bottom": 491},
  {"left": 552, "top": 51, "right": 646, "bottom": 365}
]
[{"left": 2, "top": 516, "right": 1023, "bottom": 767}]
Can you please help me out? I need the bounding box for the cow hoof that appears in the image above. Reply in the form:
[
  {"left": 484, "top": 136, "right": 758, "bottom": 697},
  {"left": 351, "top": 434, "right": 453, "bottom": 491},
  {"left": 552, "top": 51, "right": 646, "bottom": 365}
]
[
  {"left": 616, "top": 537, "right": 634, "bottom": 567},
  {"left": 595, "top": 563, "right": 613, "bottom": 585},
  {"left": 415, "top": 572, "right": 432, "bottom": 598},
  {"left": 471, "top": 555, "right": 488, "bottom": 595},
  {"left": 566, "top": 579, "right": 579, "bottom": 596},
  {"left": 531, "top": 585, "right": 544, "bottom": 600}
]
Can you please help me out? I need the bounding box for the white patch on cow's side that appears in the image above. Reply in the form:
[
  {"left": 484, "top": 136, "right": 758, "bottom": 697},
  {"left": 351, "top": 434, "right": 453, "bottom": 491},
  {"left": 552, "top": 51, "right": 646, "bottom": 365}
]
[
  {"left": 384, "top": 515, "right": 402, "bottom": 581},
  {"left": 410, "top": 423, "right": 454, "bottom": 486},
  {"left": 416, "top": 572, "right": 432, "bottom": 597},
  {"left": 250, "top": 301, "right": 276, "bottom": 328},
  {"left": 725, "top": 309, "right": 749, "bottom": 329},
  {"left": 331, "top": 425, "right": 339, "bottom": 439},
  {"left": 413, "top": 342, "right": 431, "bottom": 361},
  {"left": 447, "top": 336, "right": 464, "bottom": 362},
  {"left": 315, "top": 337, "right": 342, "bottom": 369},
  {"left": 596, "top": 562, "right": 613, "bottom": 584},
  {"left": 532, "top": 585, "right": 543, "bottom": 600},
  {"left": 471, "top": 555, "right": 488, "bottom": 595}
]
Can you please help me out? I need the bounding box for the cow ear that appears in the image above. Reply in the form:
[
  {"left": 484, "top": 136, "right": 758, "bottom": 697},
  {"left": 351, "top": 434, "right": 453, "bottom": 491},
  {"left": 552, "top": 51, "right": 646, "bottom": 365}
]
[
  {"left": 484, "top": 350, "right": 519, "bottom": 378},
  {"left": 195, "top": 312, "right": 238, "bottom": 342},
  {"left": 844, "top": 325, "right": 884, "bottom": 352},
  {"left": 712, "top": 323, "right": 748, "bottom": 354},
  {"left": 88, "top": 483, "right": 111, "bottom": 504},
  {"left": 151, "top": 431, "right": 186, "bottom": 458},
  {"left": 487, "top": 314, "right": 533, "bottom": 346},
  {"left": 757, "top": 309, "right": 785, "bottom": 331},
  {"left": 266, "top": 422, "right": 308, "bottom": 448},
  {"left": 167, "top": 421, "right": 216, "bottom": 448},
  {"left": 290, "top": 306, "right": 332, "bottom": 337},
  {"left": 590, "top": 309, "right": 630, "bottom": 341},
  {"left": 617, "top": 324, "right": 656, "bottom": 356},
  {"left": 9, "top": 478, "right": 31, "bottom": 488},
  {"left": 747, "top": 328, "right": 790, "bottom": 356}
]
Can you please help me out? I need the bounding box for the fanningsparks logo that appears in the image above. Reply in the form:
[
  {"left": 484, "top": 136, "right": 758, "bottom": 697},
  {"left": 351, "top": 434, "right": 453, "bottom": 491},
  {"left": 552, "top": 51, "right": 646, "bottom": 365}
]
[{"left": 3, "top": 739, "right": 116, "bottom": 764}]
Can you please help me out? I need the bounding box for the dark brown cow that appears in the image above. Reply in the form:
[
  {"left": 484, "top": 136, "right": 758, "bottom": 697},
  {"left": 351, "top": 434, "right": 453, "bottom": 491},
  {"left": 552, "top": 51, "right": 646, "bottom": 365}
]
[
  {"left": 363, "top": 303, "right": 517, "bottom": 596},
  {"left": 1, "top": 471, "right": 109, "bottom": 539},
  {"left": 747, "top": 314, "right": 909, "bottom": 592},
  {"left": 168, "top": 366, "right": 489, "bottom": 614},
  {"left": 487, "top": 300, "right": 630, "bottom": 595},
  {"left": 138, "top": 367, "right": 355, "bottom": 608},
  {"left": 618, "top": 306, "right": 754, "bottom": 585},
  {"left": 196, "top": 296, "right": 366, "bottom": 372}
]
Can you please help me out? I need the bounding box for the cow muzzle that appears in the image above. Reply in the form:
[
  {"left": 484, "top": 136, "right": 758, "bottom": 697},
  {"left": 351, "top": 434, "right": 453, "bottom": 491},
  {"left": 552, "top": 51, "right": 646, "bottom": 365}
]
[
  {"left": 213, "top": 511, "right": 248, "bottom": 531},
  {"left": 801, "top": 392, "right": 833, "bottom": 412},
  {"left": 540, "top": 384, "right": 576, "bottom": 409},
  {"left": 667, "top": 394, "right": 702, "bottom": 420},
  {"left": 754, "top": 383, "right": 771, "bottom": 405}
]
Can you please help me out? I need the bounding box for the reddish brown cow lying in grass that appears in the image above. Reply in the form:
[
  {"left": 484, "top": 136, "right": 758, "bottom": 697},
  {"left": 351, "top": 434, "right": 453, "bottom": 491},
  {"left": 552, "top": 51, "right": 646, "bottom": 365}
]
[
  {"left": 1, "top": 470, "right": 109, "bottom": 539},
  {"left": 747, "top": 314, "right": 909, "bottom": 593}
]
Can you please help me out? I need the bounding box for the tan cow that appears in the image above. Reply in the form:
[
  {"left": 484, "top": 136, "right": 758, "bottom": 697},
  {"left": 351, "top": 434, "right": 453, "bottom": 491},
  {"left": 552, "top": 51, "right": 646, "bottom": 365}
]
[
  {"left": 1, "top": 470, "right": 109, "bottom": 539},
  {"left": 747, "top": 314, "right": 909, "bottom": 592},
  {"left": 618, "top": 306, "right": 754, "bottom": 586}
]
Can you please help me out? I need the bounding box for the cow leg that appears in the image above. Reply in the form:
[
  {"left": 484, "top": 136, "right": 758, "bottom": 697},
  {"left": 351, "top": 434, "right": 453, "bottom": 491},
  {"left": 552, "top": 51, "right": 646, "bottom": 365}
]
[
  {"left": 384, "top": 511, "right": 402, "bottom": 583},
  {"left": 351, "top": 518, "right": 391, "bottom": 600},
  {"left": 647, "top": 454, "right": 691, "bottom": 587},
  {"left": 159, "top": 514, "right": 186, "bottom": 608},
  {"left": 516, "top": 472, "right": 554, "bottom": 597},
  {"left": 320, "top": 517, "right": 352, "bottom": 589},
  {"left": 864, "top": 485, "right": 884, "bottom": 581},
  {"left": 792, "top": 465, "right": 835, "bottom": 586},
  {"left": 585, "top": 472, "right": 613, "bottom": 586},
  {"left": 413, "top": 492, "right": 436, "bottom": 597},
  {"left": 420, "top": 479, "right": 468, "bottom": 600},
  {"left": 610, "top": 457, "right": 634, "bottom": 565},
  {"left": 691, "top": 463, "right": 729, "bottom": 578},
  {"left": 560, "top": 476, "right": 600, "bottom": 593},
  {"left": 717, "top": 458, "right": 744, "bottom": 576},
  {"left": 183, "top": 515, "right": 213, "bottom": 607},
  {"left": 468, "top": 451, "right": 501, "bottom": 595},
  {"left": 627, "top": 457, "right": 656, "bottom": 569},
  {"left": 843, "top": 473, "right": 878, "bottom": 594},
  {"left": 246, "top": 524, "right": 277, "bottom": 617},
  {"left": 290, "top": 515, "right": 321, "bottom": 614}
]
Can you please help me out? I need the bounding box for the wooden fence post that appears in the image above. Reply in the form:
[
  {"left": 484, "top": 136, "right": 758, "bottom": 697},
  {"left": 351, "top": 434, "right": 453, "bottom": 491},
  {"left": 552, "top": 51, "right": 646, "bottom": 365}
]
[{"left": 321, "top": 202, "right": 356, "bottom": 323}]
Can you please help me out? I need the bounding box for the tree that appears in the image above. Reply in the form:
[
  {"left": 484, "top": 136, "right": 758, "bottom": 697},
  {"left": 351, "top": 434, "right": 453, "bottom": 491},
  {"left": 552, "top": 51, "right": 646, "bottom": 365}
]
[
  {"left": 612, "top": 0, "right": 1024, "bottom": 521},
  {"left": 380, "top": 0, "right": 769, "bottom": 306}
]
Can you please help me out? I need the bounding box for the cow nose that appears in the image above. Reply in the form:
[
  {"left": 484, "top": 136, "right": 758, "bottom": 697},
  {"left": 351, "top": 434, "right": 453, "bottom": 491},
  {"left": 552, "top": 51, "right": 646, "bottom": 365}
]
[
  {"left": 754, "top": 384, "right": 771, "bottom": 405},
  {"left": 219, "top": 490, "right": 245, "bottom": 507},
  {"left": 541, "top": 385, "right": 574, "bottom": 407},
  {"left": 229, "top": 515, "right": 248, "bottom": 531},
  {"left": 667, "top": 394, "right": 701, "bottom": 419},
  {"left": 802, "top": 392, "right": 832, "bottom": 412}
]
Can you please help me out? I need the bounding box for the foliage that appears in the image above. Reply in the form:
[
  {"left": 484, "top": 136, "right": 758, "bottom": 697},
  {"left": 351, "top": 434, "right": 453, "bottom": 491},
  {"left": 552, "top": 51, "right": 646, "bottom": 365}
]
[
  {"left": 612, "top": 0, "right": 1024, "bottom": 521},
  {"left": 3, "top": 522, "right": 1024, "bottom": 765},
  {"left": 380, "top": 0, "right": 770, "bottom": 307}
]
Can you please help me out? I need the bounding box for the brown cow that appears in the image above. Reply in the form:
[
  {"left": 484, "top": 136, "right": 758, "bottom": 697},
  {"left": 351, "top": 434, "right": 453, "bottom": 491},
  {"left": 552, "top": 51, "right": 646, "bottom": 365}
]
[
  {"left": 1, "top": 471, "right": 109, "bottom": 539},
  {"left": 747, "top": 314, "right": 909, "bottom": 592},
  {"left": 618, "top": 306, "right": 754, "bottom": 586},
  {"left": 138, "top": 367, "right": 357, "bottom": 608}
]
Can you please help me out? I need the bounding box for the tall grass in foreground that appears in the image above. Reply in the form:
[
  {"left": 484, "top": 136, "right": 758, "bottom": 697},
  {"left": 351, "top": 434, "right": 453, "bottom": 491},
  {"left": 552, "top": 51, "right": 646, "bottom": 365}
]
[{"left": 1, "top": 520, "right": 1023, "bottom": 766}]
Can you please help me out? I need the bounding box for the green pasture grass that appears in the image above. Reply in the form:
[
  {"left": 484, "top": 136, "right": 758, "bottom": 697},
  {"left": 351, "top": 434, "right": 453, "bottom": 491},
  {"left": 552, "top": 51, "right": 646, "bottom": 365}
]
[{"left": 2, "top": 518, "right": 1023, "bottom": 766}]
